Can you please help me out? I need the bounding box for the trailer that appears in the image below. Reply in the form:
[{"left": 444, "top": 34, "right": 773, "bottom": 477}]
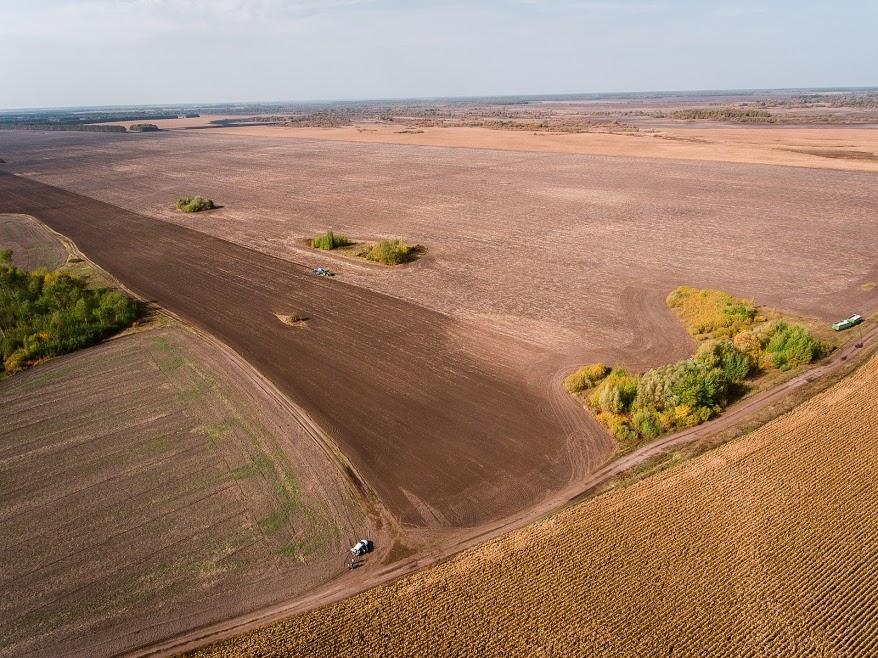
[{"left": 832, "top": 314, "right": 863, "bottom": 331}]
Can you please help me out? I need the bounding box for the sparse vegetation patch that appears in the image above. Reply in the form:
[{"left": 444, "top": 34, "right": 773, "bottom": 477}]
[
  {"left": 275, "top": 312, "right": 309, "bottom": 327},
  {"left": 175, "top": 196, "right": 216, "bottom": 213},
  {"left": 563, "top": 363, "right": 609, "bottom": 394},
  {"left": 666, "top": 286, "right": 758, "bottom": 339}
]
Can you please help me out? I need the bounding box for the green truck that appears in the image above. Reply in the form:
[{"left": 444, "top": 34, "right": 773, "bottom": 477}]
[{"left": 832, "top": 314, "right": 863, "bottom": 331}]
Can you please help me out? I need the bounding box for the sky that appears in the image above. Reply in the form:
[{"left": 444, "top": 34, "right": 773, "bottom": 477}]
[{"left": 1, "top": 0, "right": 876, "bottom": 109}]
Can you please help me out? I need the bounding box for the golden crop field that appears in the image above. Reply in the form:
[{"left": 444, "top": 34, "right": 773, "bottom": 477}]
[{"left": 196, "top": 352, "right": 878, "bottom": 657}]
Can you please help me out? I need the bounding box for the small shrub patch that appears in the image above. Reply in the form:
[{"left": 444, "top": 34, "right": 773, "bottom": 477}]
[
  {"left": 176, "top": 196, "right": 216, "bottom": 213},
  {"left": 363, "top": 239, "right": 416, "bottom": 265},
  {"left": 564, "top": 363, "right": 609, "bottom": 394},
  {"left": 311, "top": 231, "right": 351, "bottom": 250}
]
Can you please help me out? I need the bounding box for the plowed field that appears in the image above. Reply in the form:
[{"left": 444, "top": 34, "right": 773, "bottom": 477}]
[
  {"left": 0, "top": 173, "right": 604, "bottom": 528},
  {"left": 1, "top": 129, "right": 876, "bottom": 355},
  {"left": 194, "top": 352, "right": 878, "bottom": 657}
]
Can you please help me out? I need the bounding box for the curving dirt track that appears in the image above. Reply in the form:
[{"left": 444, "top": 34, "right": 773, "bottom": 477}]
[
  {"left": 190, "top": 348, "right": 878, "bottom": 658},
  {"left": 0, "top": 170, "right": 608, "bottom": 529},
  {"left": 139, "top": 321, "right": 878, "bottom": 658}
]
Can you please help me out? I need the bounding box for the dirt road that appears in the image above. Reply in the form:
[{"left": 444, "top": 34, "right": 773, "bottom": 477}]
[
  {"left": 137, "top": 321, "right": 878, "bottom": 658},
  {"left": 0, "top": 170, "right": 608, "bottom": 529}
]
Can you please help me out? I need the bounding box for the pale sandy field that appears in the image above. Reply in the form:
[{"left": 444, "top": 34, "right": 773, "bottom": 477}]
[{"left": 209, "top": 122, "right": 878, "bottom": 172}]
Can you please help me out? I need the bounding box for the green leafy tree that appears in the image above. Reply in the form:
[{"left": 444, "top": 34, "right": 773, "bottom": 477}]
[
  {"left": 0, "top": 254, "right": 139, "bottom": 374},
  {"left": 695, "top": 339, "right": 751, "bottom": 383}
]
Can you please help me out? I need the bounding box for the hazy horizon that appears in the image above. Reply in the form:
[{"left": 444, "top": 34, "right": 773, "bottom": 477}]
[
  {"left": 4, "top": 85, "right": 878, "bottom": 114},
  {"left": 1, "top": 1, "right": 876, "bottom": 110}
]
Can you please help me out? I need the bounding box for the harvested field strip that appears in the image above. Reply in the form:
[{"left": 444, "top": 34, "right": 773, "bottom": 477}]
[
  {"left": 0, "top": 326, "right": 365, "bottom": 658},
  {"left": 0, "top": 213, "right": 67, "bottom": 270},
  {"left": 0, "top": 171, "right": 604, "bottom": 528},
  {"left": 195, "top": 353, "right": 878, "bottom": 657}
]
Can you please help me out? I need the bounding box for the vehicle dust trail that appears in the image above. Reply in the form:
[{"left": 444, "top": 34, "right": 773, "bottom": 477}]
[{"left": 0, "top": 171, "right": 606, "bottom": 530}]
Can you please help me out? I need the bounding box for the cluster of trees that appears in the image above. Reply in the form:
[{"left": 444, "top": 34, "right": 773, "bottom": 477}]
[
  {"left": 587, "top": 344, "right": 747, "bottom": 444},
  {"left": 363, "top": 239, "right": 416, "bottom": 265},
  {"left": 0, "top": 251, "right": 138, "bottom": 374},
  {"left": 311, "top": 231, "right": 351, "bottom": 250},
  {"left": 175, "top": 196, "right": 216, "bottom": 213},
  {"left": 569, "top": 288, "right": 825, "bottom": 447},
  {"left": 129, "top": 123, "right": 159, "bottom": 132}
]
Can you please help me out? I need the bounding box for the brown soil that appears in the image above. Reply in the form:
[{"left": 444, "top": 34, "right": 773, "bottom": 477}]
[
  {"left": 786, "top": 147, "right": 878, "bottom": 162},
  {"left": 192, "top": 351, "right": 878, "bottom": 657},
  {"left": 209, "top": 123, "right": 878, "bottom": 172},
  {"left": 0, "top": 325, "right": 367, "bottom": 658},
  {"left": 0, "top": 172, "right": 608, "bottom": 530},
  {"left": 3, "top": 123, "right": 877, "bottom": 654},
  {"left": 1, "top": 129, "right": 876, "bottom": 358}
]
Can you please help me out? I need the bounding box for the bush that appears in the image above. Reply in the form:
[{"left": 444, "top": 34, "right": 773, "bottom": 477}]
[
  {"left": 596, "top": 412, "right": 639, "bottom": 443},
  {"left": 176, "top": 196, "right": 215, "bottom": 213},
  {"left": 311, "top": 231, "right": 351, "bottom": 250},
  {"left": 636, "top": 360, "right": 728, "bottom": 422},
  {"left": 563, "top": 363, "right": 609, "bottom": 394},
  {"left": 695, "top": 339, "right": 751, "bottom": 383},
  {"left": 589, "top": 369, "right": 639, "bottom": 415},
  {"left": 761, "top": 322, "right": 823, "bottom": 371},
  {"left": 631, "top": 407, "right": 662, "bottom": 439},
  {"left": 0, "top": 253, "right": 138, "bottom": 374},
  {"left": 667, "top": 286, "right": 756, "bottom": 339},
  {"left": 364, "top": 239, "right": 415, "bottom": 265}
]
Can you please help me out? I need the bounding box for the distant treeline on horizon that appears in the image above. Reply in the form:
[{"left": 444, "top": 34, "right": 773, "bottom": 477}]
[{"left": 2, "top": 86, "right": 877, "bottom": 119}]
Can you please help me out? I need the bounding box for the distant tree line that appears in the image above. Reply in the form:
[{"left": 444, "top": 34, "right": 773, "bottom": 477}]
[
  {"left": 0, "top": 124, "right": 127, "bottom": 133},
  {"left": 129, "top": 123, "right": 160, "bottom": 132},
  {"left": 669, "top": 107, "right": 775, "bottom": 122}
]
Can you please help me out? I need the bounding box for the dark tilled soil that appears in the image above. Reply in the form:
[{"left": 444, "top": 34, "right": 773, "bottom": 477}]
[{"left": 0, "top": 171, "right": 605, "bottom": 528}]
